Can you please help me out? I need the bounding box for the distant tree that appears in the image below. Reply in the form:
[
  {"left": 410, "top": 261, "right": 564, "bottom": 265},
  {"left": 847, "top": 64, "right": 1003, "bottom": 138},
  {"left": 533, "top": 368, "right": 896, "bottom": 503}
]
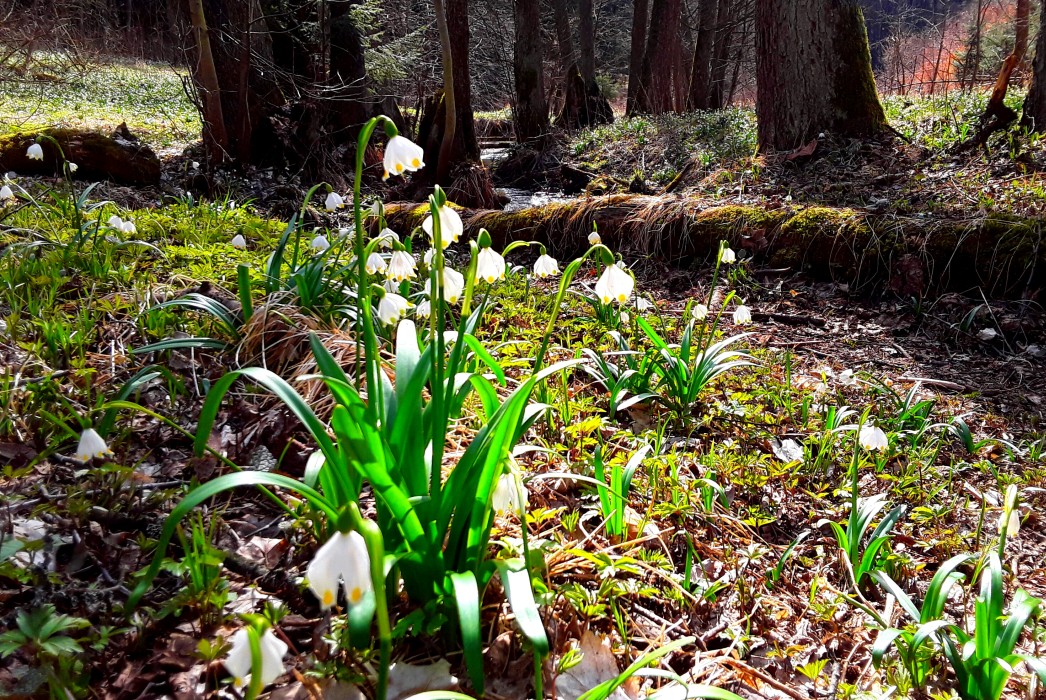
[
  {"left": 635, "top": 0, "right": 682, "bottom": 113},
  {"left": 555, "top": 0, "right": 613, "bottom": 128},
  {"left": 754, "top": 0, "right": 887, "bottom": 151},
  {"left": 626, "top": 0, "right": 649, "bottom": 114},
  {"left": 687, "top": 0, "right": 717, "bottom": 109},
  {"left": 1022, "top": 0, "right": 1046, "bottom": 130},
  {"left": 513, "top": 0, "right": 550, "bottom": 142}
]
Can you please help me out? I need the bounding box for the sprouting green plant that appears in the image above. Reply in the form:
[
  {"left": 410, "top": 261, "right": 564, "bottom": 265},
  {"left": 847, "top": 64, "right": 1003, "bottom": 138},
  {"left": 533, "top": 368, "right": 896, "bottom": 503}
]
[
  {"left": 160, "top": 513, "right": 233, "bottom": 623},
  {"left": 0, "top": 605, "right": 90, "bottom": 699},
  {"left": 593, "top": 442, "right": 650, "bottom": 540},
  {"left": 578, "top": 331, "right": 659, "bottom": 416}
]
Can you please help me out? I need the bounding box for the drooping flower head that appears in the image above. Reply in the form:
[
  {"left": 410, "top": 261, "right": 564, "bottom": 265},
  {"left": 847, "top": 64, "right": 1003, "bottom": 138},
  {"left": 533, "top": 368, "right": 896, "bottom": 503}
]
[
  {"left": 224, "top": 628, "right": 288, "bottom": 688},
  {"left": 365, "top": 252, "right": 387, "bottom": 276},
  {"left": 692, "top": 303, "right": 709, "bottom": 321},
  {"left": 475, "top": 247, "right": 506, "bottom": 284},
  {"left": 74, "top": 428, "right": 112, "bottom": 462},
  {"left": 386, "top": 250, "right": 417, "bottom": 282},
  {"left": 532, "top": 254, "right": 559, "bottom": 278},
  {"left": 858, "top": 424, "right": 888, "bottom": 452},
  {"left": 720, "top": 246, "right": 736, "bottom": 264},
  {"left": 595, "top": 263, "right": 634, "bottom": 305},
  {"left": 732, "top": 305, "right": 752, "bottom": 325},
  {"left": 306, "top": 530, "right": 372, "bottom": 609},
  {"left": 377, "top": 228, "right": 399, "bottom": 248},
  {"left": 310, "top": 234, "right": 331, "bottom": 253},
  {"left": 425, "top": 266, "right": 465, "bottom": 304},
  {"left": 422, "top": 205, "right": 463, "bottom": 249},
  {"left": 383, "top": 135, "right": 426, "bottom": 180},
  {"left": 0, "top": 185, "right": 13, "bottom": 201},
  {"left": 325, "top": 192, "right": 345, "bottom": 211},
  {"left": 588, "top": 231, "right": 601, "bottom": 245},
  {"left": 26, "top": 143, "right": 44, "bottom": 161},
  {"left": 377, "top": 293, "right": 412, "bottom": 325},
  {"left": 230, "top": 234, "right": 247, "bottom": 250}
]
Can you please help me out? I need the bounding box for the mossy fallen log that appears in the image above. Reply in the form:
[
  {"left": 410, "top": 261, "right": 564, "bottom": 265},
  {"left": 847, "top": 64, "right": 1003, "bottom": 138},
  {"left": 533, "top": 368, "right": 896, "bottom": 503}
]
[
  {"left": 384, "top": 194, "right": 1045, "bottom": 297},
  {"left": 0, "top": 125, "right": 161, "bottom": 185}
]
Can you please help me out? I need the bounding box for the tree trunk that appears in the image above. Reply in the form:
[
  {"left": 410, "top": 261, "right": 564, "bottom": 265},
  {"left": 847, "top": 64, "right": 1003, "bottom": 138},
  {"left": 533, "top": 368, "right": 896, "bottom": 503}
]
[
  {"left": 637, "top": 0, "right": 682, "bottom": 113},
  {"left": 553, "top": 0, "right": 576, "bottom": 79},
  {"left": 578, "top": 0, "right": 596, "bottom": 84},
  {"left": 626, "top": 0, "right": 649, "bottom": 114},
  {"left": 755, "top": 0, "right": 887, "bottom": 151},
  {"left": 1021, "top": 0, "right": 1046, "bottom": 130},
  {"left": 186, "top": 0, "right": 228, "bottom": 162},
  {"left": 687, "top": 0, "right": 718, "bottom": 109},
  {"left": 708, "top": 0, "right": 735, "bottom": 109},
  {"left": 329, "top": 0, "right": 371, "bottom": 134},
  {"left": 447, "top": 0, "right": 479, "bottom": 163},
  {"left": 513, "top": 0, "right": 549, "bottom": 143}
]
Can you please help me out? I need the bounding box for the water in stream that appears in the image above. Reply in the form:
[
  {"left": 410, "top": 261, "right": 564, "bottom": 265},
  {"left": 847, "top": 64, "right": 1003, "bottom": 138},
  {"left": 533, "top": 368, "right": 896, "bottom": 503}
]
[{"left": 481, "top": 146, "right": 576, "bottom": 212}]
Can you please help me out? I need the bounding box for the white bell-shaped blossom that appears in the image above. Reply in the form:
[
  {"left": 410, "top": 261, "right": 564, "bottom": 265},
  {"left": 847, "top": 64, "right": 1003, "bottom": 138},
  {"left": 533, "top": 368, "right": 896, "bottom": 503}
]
[
  {"left": 386, "top": 250, "right": 417, "bottom": 282},
  {"left": 26, "top": 143, "right": 44, "bottom": 161},
  {"left": 310, "top": 234, "right": 330, "bottom": 253},
  {"left": 74, "top": 428, "right": 112, "bottom": 462},
  {"left": 732, "top": 305, "right": 752, "bottom": 325},
  {"left": 306, "top": 530, "right": 372, "bottom": 609},
  {"left": 532, "top": 254, "right": 559, "bottom": 278},
  {"left": 475, "top": 247, "right": 506, "bottom": 284},
  {"left": 424, "top": 248, "right": 436, "bottom": 266},
  {"left": 377, "top": 228, "right": 399, "bottom": 248},
  {"left": 377, "top": 293, "right": 412, "bottom": 325},
  {"left": 230, "top": 234, "right": 247, "bottom": 250},
  {"left": 859, "top": 424, "right": 888, "bottom": 452},
  {"left": 720, "top": 247, "right": 736, "bottom": 264},
  {"left": 416, "top": 299, "right": 431, "bottom": 319},
  {"left": 492, "top": 472, "right": 528, "bottom": 515},
  {"left": 224, "top": 628, "right": 288, "bottom": 688},
  {"left": 619, "top": 311, "right": 630, "bottom": 324},
  {"left": 635, "top": 297, "right": 654, "bottom": 312},
  {"left": 426, "top": 267, "right": 465, "bottom": 304},
  {"left": 68, "top": 162, "right": 78, "bottom": 174},
  {"left": 382, "top": 135, "right": 426, "bottom": 180},
  {"left": 365, "top": 252, "right": 387, "bottom": 275},
  {"left": 692, "top": 303, "right": 709, "bottom": 321},
  {"left": 108, "top": 215, "right": 124, "bottom": 229},
  {"left": 422, "top": 205, "right": 464, "bottom": 249},
  {"left": 120, "top": 220, "right": 136, "bottom": 234},
  {"left": 595, "top": 264, "right": 634, "bottom": 305},
  {"left": 0, "top": 185, "right": 13, "bottom": 201},
  {"left": 325, "top": 192, "right": 345, "bottom": 211},
  {"left": 838, "top": 369, "right": 857, "bottom": 386},
  {"left": 588, "top": 231, "right": 601, "bottom": 245}
]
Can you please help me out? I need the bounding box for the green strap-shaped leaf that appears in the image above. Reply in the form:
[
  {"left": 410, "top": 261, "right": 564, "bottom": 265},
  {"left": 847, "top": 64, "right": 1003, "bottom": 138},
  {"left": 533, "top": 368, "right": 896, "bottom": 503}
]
[
  {"left": 871, "top": 628, "right": 908, "bottom": 668},
  {"left": 449, "top": 571, "right": 484, "bottom": 694},
  {"left": 497, "top": 560, "right": 549, "bottom": 656}
]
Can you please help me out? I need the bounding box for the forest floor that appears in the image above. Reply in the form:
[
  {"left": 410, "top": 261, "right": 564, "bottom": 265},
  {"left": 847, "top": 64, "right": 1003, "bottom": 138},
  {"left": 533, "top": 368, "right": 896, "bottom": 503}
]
[{"left": 1, "top": 56, "right": 1045, "bottom": 700}]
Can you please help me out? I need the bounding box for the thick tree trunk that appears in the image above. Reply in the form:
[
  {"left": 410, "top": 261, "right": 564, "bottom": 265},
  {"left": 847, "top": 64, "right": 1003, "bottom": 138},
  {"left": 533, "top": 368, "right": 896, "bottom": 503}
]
[
  {"left": 708, "top": 0, "right": 735, "bottom": 109},
  {"left": 1021, "top": 1, "right": 1046, "bottom": 130},
  {"left": 513, "top": 0, "right": 550, "bottom": 143},
  {"left": 553, "top": 0, "right": 576, "bottom": 80},
  {"left": 687, "top": 0, "right": 718, "bottom": 109},
  {"left": 1015, "top": 0, "right": 1030, "bottom": 64},
  {"left": 637, "top": 0, "right": 682, "bottom": 113},
  {"left": 328, "top": 0, "right": 371, "bottom": 134},
  {"left": 447, "top": 0, "right": 479, "bottom": 163},
  {"left": 755, "top": 0, "right": 887, "bottom": 151},
  {"left": 186, "top": 0, "right": 228, "bottom": 162},
  {"left": 626, "top": 0, "right": 649, "bottom": 114},
  {"left": 578, "top": 0, "right": 596, "bottom": 84}
]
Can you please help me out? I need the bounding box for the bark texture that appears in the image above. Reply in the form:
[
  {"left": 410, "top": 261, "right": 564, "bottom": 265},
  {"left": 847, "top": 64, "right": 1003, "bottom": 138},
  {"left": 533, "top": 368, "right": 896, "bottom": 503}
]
[
  {"left": 626, "top": 0, "right": 649, "bottom": 114},
  {"left": 1022, "top": 3, "right": 1046, "bottom": 131},
  {"left": 636, "top": 0, "right": 682, "bottom": 113},
  {"left": 513, "top": 0, "right": 549, "bottom": 143},
  {"left": 687, "top": 0, "right": 718, "bottom": 109},
  {"left": 755, "top": 0, "right": 887, "bottom": 151}
]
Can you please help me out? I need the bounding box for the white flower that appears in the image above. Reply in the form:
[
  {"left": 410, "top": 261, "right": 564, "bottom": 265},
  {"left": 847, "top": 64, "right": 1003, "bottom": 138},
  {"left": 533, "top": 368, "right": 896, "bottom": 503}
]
[
  {"left": 311, "top": 234, "right": 330, "bottom": 252},
  {"left": 443, "top": 330, "right": 459, "bottom": 345},
  {"left": 595, "top": 264, "right": 634, "bottom": 305},
  {"left": 337, "top": 227, "right": 352, "bottom": 238},
  {"left": 120, "top": 220, "right": 136, "bottom": 234},
  {"left": 422, "top": 205, "right": 464, "bottom": 249},
  {"left": 0, "top": 185, "right": 13, "bottom": 201},
  {"left": 68, "top": 162, "right": 78, "bottom": 173},
  {"left": 692, "top": 303, "right": 709, "bottom": 321},
  {"left": 382, "top": 135, "right": 426, "bottom": 180},
  {"left": 378, "top": 293, "right": 412, "bottom": 324},
  {"left": 224, "top": 628, "right": 288, "bottom": 688},
  {"left": 365, "top": 252, "right": 387, "bottom": 275},
  {"left": 533, "top": 254, "right": 559, "bottom": 278},
  {"left": 325, "top": 192, "right": 345, "bottom": 211},
  {"left": 386, "top": 250, "right": 417, "bottom": 282},
  {"left": 108, "top": 215, "right": 124, "bottom": 229},
  {"left": 588, "top": 231, "right": 601, "bottom": 245},
  {"left": 635, "top": 297, "right": 654, "bottom": 312},
  {"left": 999, "top": 508, "right": 1021, "bottom": 538},
  {"left": 838, "top": 369, "right": 856, "bottom": 386},
  {"left": 859, "top": 424, "right": 889, "bottom": 452},
  {"left": 977, "top": 328, "right": 998, "bottom": 341},
  {"left": 230, "top": 234, "right": 247, "bottom": 249},
  {"left": 416, "top": 299, "right": 431, "bottom": 319},
  {"left": 377, "top": 228, "right": 399, "bottom": 248},
  {"left": 74, "top": 428, "right": 112, "bottom": 462},
  {"left": 732, "top": 305, "right": 752, "bottom": 325},
  {"left": 720, "top": 247, "right": 736, "bottom": 264},
  {"left": 191, "top": 161, "right": 200, "bottom": 169},
  {"left": 492, "top": 472, "right": 528, "bottom": 515},
  {"left": 475, "top": 248, "right": 506, "bottom": 284},
  {"left": 619, "top": 311, "right": 630, "bottom": 324},
  {"left": 306, "top": 530, "right": 372, "bottom": 609},
  {"left": 26, "top": 143, "right": 43, "bottom": 161},
  {"left": 424, "top": 248, "right": 436, "bottom": 266},
  {"left": 440, "top": 267, "right": 465, "bottom": 304}
]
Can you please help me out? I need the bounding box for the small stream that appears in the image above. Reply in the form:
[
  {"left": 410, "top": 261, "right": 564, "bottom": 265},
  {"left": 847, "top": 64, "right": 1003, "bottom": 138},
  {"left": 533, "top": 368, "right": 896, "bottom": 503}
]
[{"left": 481, "top": 145, "right": 576, "bottom": 212}]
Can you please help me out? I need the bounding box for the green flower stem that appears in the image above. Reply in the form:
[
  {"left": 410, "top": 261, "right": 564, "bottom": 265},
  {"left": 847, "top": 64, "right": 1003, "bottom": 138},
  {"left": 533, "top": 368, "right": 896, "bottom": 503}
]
[
  {"left": 245, "top": 624, "right": 263, "bottom": 700},
  {"left": 429, "top": 194, "right": 447, "bottom": 520},
  {"left": 357, "top": 515, "right": 391, "bottom": 700},
  {"left": 533, "top": 244, "right": 609, "bottom": 375}
]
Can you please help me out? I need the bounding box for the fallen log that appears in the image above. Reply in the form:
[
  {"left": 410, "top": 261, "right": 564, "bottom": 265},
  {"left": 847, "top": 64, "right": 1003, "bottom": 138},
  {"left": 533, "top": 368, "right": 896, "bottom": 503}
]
[
  {"left": 0, "top": 124, "right": 162, "bottom": 185},
  {"left": 384, "top": 195, "right": 1046, "bottom": 298}
]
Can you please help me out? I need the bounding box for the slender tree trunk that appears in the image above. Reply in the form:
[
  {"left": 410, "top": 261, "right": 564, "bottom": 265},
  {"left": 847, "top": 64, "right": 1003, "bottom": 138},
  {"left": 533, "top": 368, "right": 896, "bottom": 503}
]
[
  {"left": 1015, "top": 0, "right": 1030, "bottom": 66},
  {"left": 755, "top": 0, "right": 887, "bottom": 151},
  {"left": 514, "top": 0, "right": 549, "bottom": 143},
  {"left": 1021, "top": 0, "right": 1046, "bottom": 130},
  {"left": 186, "top": 0, "right": 228, "bottom": 162},
  {"left": 553, "top": 0, "right": 576, "bottom": 79},
  {"left": 708, "top": 0, "right": 735, "bottom": 109},
  {"left": 687, "top": 0, "right": 717, "bottom": 109},
  {"left": 578, "top": 0, "right": 596, "bottom": 84},
  {"left": 447, "top": 0, "right": 479, "bottom": 162},
  {"left": 626, "top": 0, "right": 649, "bottom": 114},
  {"left": 433, "top": 0, "right": 456, "bottom": 181},
  {"left": 637, "top": 0, "right": 682, "bottom": 113}
]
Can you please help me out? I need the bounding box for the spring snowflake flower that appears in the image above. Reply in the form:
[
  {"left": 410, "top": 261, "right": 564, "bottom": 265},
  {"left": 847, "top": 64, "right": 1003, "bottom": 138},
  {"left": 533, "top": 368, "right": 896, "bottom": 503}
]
[
  {"left": 859, "top": 424, "right": 889, "bottom": 452},
  {"left": 383, "top": 135, "right": 426, "bottom": 180},
  {"left": 732, "top": 305, "right": 752, "bottom": 325},
  {"left": 588, "top": 231, "right": 601, "bottom": 245},
  {"left": 26, "top": 143, "right": 44, "bottom": 161},
  {"left": 692, "top": 303, "right": 709, "bottom": 321},
  {"left": 532, "top": 254, "right": 559, "bottom": 278},
  {"left": 74, "top": 428, "right": 112, "bottom": 462},
  {"left": 0, "top": 185, "right": 13, "bottom": 201},
  {"left": 977, "top": 328, "right": 998, "bottom": 341},
  {"left": 377, "top": 293, "right": 412, "bottom": 324},
  {"left": 426, "top": 267, "right": 465, "bottom": 304},
  {"left": 377, "top": 228, "right": 399, "bottom": 248},
  {"left": 310, "top": 234, "right": 330, "bottom": 253},
  {"left": 475, "top": 247, "right": 506, "bottom": 284},
  {"left": 491, "top": 472, "right": 528, "bottom": 515},
  {"left": 595, "top": 264, "right": 634, "bottom": 305},
  {"left": 424, "top": 248, "right": 436, "bottom": 266},
  {"left": 635, "top": 297, "right": 654, "bottom": 312},
  {"left": 386, "top": 250, "right": 416, "bottom": 282},
  {"left": 325, "top": 192, "right": 345, "bottom": 211},
  {"left": 68, "top": 162, "right": 78, "bottom": 174},
  {"left": 224, "top": 628, "right": 288, "bottom": 688},
  {"left": 720, "top": 247, "right": 736, "bottom": 264},
  {"left": 120, "top": 220, "right": 136, "bottom": 234},
  {"left": 306, "top": 530, "right": 372, "bottom": 609},
  {"left": 230, "top": 234, "right": 247, "bottom": 249},
  {"left": 838, "top": 369, "right": 856, "bottom": 386},
  {"left": 422, "top": 205, "right": 464, "bottom": 249},
  {"left": 108, "top": 215, "right": 124, "bottom": 229},
  {"left": 365, "top": 252, "right": 387, "bottom": 275},
  {"left": 619, "top": 311, "right": 630, "bottom": 324},
  {"left": 416, "top": 299, "right": 431, "bottom": 319}
]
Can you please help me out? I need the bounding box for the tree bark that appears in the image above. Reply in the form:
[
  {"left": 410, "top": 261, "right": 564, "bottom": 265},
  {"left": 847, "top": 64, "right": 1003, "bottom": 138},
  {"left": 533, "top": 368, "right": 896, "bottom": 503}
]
[
  {"left": 447, "top": 0, "right": 479, "bottom": 163},
  {"left": 687, "top": 0, "right": 718, "bottom": 109},
  {"left": 755, "top": 0, "right": 888, "bottom": 151},
  {"left": 553, "top": 0, "right": 576, "bottom": 79},
  {"left": 1015, "top": 0, "right": 1030, "bottom": 64},
  {"left": 186, "top": 0, "right": 228, "bottom": 162},
  {"left": 328, "top": 0, "right": 371, "bottom": 134},
  {"left": 578, "top": 0, "right": 596, "bottom": 84},
  {"left": 1021, "top": 0, "right": 1046, "bottom": 131},
  {"left": 626, "top": 0, "right": 649, "bottom": 114},
  {"left": 513, "top": 0, "right": 549, "bottom": 143},
  {"left": 637, "top": 0, "right": 682, "bottom": 113},
  {"left": 708, "top": 0, "right": 735, "bottom": 109}
]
